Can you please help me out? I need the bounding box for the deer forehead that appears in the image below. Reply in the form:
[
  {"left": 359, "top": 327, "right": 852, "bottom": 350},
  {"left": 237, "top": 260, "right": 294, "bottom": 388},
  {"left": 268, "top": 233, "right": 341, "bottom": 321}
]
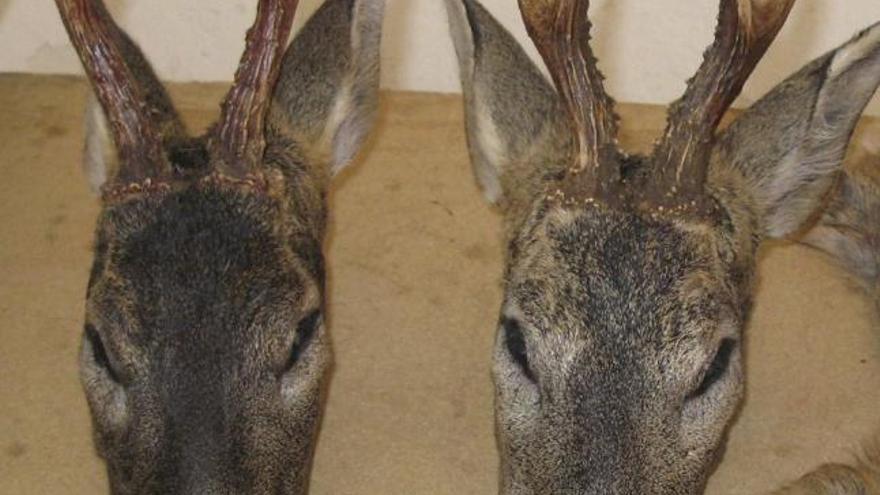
[
  {"left": 87, "top": 187, "right": 321, "bottom": 340},
  {"left": 506, "top": 205, "right": 742, "bottom": 344}
]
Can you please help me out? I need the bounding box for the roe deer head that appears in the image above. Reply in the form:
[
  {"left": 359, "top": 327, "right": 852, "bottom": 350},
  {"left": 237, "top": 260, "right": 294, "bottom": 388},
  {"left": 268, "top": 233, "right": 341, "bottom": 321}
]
[
  {"left": 58, "top": 0, "right": 383, "bottom": 492},
  {"left": 444, "top": 0, "right": 880, "bottom": 492}
]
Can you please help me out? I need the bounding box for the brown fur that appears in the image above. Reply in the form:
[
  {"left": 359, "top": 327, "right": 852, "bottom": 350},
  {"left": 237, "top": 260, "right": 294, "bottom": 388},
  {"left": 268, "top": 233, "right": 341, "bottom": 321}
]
[{"left": 72, "top": 0, "right": 384, "bottom": 493}]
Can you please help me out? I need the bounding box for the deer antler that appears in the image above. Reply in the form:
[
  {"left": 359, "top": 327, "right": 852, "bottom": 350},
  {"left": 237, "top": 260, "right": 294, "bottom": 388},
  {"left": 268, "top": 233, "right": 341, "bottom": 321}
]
[
  {"left": 56, "top": 0, "right": 169, "bottom": 183},
  {"left": 651, "top": 0, "right": 795, "bottom": 208},
  {"left": 212, "top": 0, "right": 299, "bottom": 177},
  {"left": 518, "top": 0, "right": 619, "bottom": 195}
]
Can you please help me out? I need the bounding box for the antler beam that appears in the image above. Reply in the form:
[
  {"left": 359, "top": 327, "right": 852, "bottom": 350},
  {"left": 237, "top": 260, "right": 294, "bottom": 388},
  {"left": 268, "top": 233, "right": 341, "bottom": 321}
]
[
  {"left": 56, "top": 0, "right": 169, "bottom": 183},
  {"left": 653, "top": 0, "right": 795, "bottom": 203},
  {"left": 212, "top": 0, "right": 299, "bottom": 176},
  {"left": 519, "top": 0, "right": 619, "bottom": 191}
]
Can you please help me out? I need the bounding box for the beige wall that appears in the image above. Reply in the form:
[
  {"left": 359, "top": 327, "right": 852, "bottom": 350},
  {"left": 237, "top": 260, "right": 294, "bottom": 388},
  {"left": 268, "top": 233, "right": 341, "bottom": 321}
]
[{"left": 2, "top": 0, "right": 879, "bottom": 115}]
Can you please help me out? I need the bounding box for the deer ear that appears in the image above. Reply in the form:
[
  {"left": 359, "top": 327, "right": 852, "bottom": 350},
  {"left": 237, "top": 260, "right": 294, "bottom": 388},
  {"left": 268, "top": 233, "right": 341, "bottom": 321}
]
[
  {"left": 83, "top": 93, "right": 115, "bottom": 194},
  {"left": 801, "top": 166, "right": 880, "bottom": 301},
  {"left": 271, "top": 0, "right": 384, "bottom": 175},
  {"left": 444, "top": 0, "right": 570, "bottom": 205},
  {"left": 718, "top": 22, "right": 880, "bottom": 238}
]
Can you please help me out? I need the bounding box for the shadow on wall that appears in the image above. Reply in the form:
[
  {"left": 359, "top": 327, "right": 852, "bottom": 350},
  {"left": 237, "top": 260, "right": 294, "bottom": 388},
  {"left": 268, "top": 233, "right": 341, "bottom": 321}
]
[{"left": 0, "top": 0, "right": 10, "bottom": 21}]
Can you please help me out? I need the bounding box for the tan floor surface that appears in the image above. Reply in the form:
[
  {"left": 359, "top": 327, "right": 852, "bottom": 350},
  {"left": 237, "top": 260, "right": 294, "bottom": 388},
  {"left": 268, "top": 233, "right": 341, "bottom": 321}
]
[{"left": 0, "top": 74, "right": 878, "bottom": 494}]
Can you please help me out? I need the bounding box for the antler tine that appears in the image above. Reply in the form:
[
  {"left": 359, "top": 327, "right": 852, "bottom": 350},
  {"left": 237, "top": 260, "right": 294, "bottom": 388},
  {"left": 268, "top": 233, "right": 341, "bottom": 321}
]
[
  {"left": 212, "top": 0, "right": 299, "bottom": 176},
  {"left": 653, "top": 0, "right": 795, "bottom": 204},
  {"left": 519, "top": 0, "right": 619, "bottom": 190},
  {"left": 56, "top": 0, "right": 169, "bottom": 183}
]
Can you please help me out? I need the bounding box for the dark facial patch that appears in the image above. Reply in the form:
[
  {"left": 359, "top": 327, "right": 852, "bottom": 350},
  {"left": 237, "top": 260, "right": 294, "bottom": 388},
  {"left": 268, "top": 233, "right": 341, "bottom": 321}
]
[
  {"left": 284, "top": 309, "right": 322, "bottom": 373},
  {"left": 113, "top": 187, "right": 297, "bottom": 333},
  {"left": 85, "top": 323, "right": 120, "bottom": 383},
  {"left": 166, "top": 137, "right": 210, "bottom": 173},
  {"left": 501, "top": 316, "right": 535, "bottom": 382},
  {"left": 689, "top": 337, "right": 737, "bottom": 399},
  {"left": 85, "top": 184, "right": 324, "bottom": 493}
]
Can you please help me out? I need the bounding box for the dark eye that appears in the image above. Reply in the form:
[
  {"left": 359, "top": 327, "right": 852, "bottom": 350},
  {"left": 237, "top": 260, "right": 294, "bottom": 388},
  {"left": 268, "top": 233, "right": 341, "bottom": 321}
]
[
  {"left": 689, "top": 338, "right": 737, "bottom": 399},
  {"left": 85, "top": 323, "right": 120, "bottom": 383},
  {"left": 284, "top": 310, "right": 322, "bottom": 372},
  {"left": 502, "top": 317, "right": 535, "bottom": 382}
]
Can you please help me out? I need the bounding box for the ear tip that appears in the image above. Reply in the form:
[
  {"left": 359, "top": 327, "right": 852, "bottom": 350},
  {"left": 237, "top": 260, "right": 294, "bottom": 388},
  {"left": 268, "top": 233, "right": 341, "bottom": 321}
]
[
  {"left": 827, "top": 20, "right": 880, "bottom": 81},
  {"left": 444, "top": 0, "right": 480, "bottom": 73}
]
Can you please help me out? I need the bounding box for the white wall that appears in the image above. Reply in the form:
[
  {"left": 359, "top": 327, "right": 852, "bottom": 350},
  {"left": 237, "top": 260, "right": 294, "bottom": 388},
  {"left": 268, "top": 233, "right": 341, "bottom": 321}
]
[{"left": 2, "top": 0, "right": 879, "bottom": 115}]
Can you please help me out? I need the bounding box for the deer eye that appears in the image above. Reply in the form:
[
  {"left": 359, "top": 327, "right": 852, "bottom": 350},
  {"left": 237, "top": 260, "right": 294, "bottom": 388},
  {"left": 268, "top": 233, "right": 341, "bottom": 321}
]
[
  {"left": 85, "top": 323, "right": 120, "bottom": 383},
  {"left": 689, "top": 338, "right": 737, "bottom": 399},
  {"left": 283, "top": 310, "right": 322, "bottom": 373},
  {"left": 502, "top": 317, "right": 535, "bottom": 382}
]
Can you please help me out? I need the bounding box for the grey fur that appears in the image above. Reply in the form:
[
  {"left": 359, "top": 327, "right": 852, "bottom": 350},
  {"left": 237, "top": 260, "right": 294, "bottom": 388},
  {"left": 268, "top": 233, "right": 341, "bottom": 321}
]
[
  {"left": 803, "top": 160, "right": 880, "bottom": 308},
  {"left": 443, "top": 0, "right": 570, "bottom": 210},
  {"left": 719, "top": 21, "right": 880, "bottom": 239},
  {"left": 444, "top": 1, "right": 880, "bottom": 493},
  {"left": 272, "top": 0, "right": 384, "bottom": 174}
]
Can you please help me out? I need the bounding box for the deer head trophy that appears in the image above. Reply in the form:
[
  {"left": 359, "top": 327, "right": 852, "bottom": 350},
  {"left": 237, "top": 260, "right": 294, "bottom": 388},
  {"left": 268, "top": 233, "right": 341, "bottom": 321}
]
[
  {"left": 57, "top": 0, "right": 383, "bottom": 492},
  {"left": 445, "top": 0, "right": 880, "bottom": 492}
]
